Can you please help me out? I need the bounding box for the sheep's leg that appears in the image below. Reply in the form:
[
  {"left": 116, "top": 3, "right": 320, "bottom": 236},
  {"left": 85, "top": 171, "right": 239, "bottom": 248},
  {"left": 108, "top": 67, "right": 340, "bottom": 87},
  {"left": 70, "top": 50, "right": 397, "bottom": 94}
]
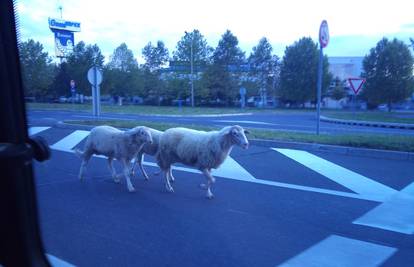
[
  {"left": 168, "top": 167, "right": 175, "bottom": 183},
  {"left": 122, "top": 159, "right": 136, "bottom": 192},
  {"left": 78, "top": 152, "right": 92, "bottom": 181},
  {"left": 201, "top": 169, "right": 215, "bottom": 199},
  {"left": 108, "top": 157, "right": 120, "bottom": 183},
  {"left": 137, "top": 153, "right": 149, "bottom": 181},
  {"left": 164, "top": 166, "right": 174, "bottom": 193}
]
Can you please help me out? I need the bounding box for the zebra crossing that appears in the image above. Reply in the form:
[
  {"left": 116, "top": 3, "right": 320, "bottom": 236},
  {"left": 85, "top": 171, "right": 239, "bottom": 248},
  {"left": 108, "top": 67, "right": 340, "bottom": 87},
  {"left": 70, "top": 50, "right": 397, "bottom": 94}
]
[{"left": 30, "top": 126, "right": 413, "bottom": 267}]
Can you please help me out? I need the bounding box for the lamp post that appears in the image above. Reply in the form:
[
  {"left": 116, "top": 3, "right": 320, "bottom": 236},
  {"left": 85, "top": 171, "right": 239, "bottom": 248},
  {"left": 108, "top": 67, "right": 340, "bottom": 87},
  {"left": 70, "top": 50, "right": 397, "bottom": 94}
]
[{"left": 185, "top": 31, "right": 194, "bottom": 107}]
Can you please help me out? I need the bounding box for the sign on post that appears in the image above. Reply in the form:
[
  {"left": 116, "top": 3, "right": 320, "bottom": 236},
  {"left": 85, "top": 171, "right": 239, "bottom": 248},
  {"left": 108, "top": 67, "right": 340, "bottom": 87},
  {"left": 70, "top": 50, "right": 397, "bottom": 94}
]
[
  {"left": 87, "top": 67, "right": 103, "bottom": 117},
  {"left": 348, "top": 78, "right": 365, "bottom": 95},
  {"left": 316, "top": 20, "right": 329, "bottom": 135}
]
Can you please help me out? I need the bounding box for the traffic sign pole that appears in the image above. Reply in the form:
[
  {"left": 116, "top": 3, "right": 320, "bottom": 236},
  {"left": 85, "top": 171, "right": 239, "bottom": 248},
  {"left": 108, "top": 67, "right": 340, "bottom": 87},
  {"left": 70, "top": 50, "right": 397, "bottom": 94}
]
[
  {"left": 316, "top": 48, "right": 323, "bottom": 135},
  {"left": 87, "top": 66, "right": 103, "bottom": 117},
  {"left": 316, "top": 20, "right": 329, "bottom": 135}
]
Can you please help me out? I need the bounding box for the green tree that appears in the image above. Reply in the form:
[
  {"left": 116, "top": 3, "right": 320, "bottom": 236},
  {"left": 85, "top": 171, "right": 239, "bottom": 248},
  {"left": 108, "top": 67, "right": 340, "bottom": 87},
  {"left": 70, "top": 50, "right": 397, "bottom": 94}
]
[
  {"left": 103, "top": 43, "right": 141, "bottom": 98},
  {"left": 173, "top": 29, "right": 213, "bottom": 64},
  {"left": 107, "top": 43, "right": 138, "bottom": 71},
  {"left": 66, "top": 42, "right": 105, "bottom": 95},
  {"left": 142, "top": 40, "right": 169, "bottom": 71},
  {"left": 279, "top": 37, "right": 331, "bottom": 106},
  {"left": 19, "top": 39, "right": 54, "bottom": 99},
  {"left": 200, "top": 30, "right": 245, "bottom": 106},
  {"left": 248, "top": 37, "right": 280, "bottom": 102},
  {"left": 49, "top": 62, "right": 70, "bottom": 98},
  {"left": 330, "top": 77, "right": 346, "bottom": 101},
  {"left": 142, "top": 41, "right": 170, "bottom": 105},
  {"left": 361, "top": 38, "right": 414, "bottom": 111}
]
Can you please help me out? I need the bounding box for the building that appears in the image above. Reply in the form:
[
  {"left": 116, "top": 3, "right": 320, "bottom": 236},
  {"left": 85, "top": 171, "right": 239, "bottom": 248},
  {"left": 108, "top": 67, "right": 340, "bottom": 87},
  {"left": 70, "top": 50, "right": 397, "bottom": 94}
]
[{"left": 328, "top": 57, "right": 364, "bottom": 80}]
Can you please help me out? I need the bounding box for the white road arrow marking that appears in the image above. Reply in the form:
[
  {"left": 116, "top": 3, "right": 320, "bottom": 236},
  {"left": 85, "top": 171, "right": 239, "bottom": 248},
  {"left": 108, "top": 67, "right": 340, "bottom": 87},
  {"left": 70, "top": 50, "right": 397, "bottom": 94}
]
[{"left": 272, "top": 148, "right": 397, "bottom": 202}]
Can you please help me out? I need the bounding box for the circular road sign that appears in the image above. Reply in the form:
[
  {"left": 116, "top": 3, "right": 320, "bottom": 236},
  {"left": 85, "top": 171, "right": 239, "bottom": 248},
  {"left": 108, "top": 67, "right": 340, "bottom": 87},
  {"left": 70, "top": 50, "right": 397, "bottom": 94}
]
[
  {"left": 319, "top": 20, "right": 329, "bottom": 48},
  {"left": 87, "top": 66, "right": 103, "bottom": 85}
]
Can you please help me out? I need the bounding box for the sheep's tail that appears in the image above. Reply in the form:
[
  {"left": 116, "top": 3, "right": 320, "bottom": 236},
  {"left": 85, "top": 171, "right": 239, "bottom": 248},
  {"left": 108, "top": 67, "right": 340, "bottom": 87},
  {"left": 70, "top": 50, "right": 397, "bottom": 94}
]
[{"left": 74, "top": 148, "right": 84, "bottom": 159}]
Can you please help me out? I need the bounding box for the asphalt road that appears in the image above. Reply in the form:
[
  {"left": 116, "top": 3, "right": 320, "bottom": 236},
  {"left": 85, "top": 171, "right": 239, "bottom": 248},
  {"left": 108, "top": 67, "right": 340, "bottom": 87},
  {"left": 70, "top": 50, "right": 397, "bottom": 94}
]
[
  {"left": 30, "top": 126, "right": 414, "bottom": 267},
  {"left": 27, "top": 109, "right": 414, "bottom": 136}
]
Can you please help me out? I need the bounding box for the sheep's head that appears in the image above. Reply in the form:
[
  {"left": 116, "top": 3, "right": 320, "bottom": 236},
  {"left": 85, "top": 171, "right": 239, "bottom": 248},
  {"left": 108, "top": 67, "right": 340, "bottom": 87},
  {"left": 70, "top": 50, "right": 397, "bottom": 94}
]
[
  {"left": 131, "top": 126, "right": 153, "bottom": 145},
  {"left": 228, "top": 125, "right": 249, "bottom": 149}
]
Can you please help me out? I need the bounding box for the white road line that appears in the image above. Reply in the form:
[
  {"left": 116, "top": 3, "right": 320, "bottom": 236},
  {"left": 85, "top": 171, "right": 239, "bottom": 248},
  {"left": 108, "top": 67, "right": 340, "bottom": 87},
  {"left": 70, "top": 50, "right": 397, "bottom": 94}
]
[
  {"left": 50, "top": 130, "right": 90, "bottom": 152},
  {"left": 213, "top": 120, "right": 276, "bottom": 126},
  {"left": 353, "top": 181, "right": 414, "bottom": 234},
  {"left": 277, "top": 235, "right": 397, "bottom": 267},
  {"left": 46, "top": 254, "right": 75, "bottom": 267},
  {"left": 272, "top": 148, "right": 397, "bottom": 202},
  {"left": 29, "top": 126, "right": 50, "bottom": 136}
]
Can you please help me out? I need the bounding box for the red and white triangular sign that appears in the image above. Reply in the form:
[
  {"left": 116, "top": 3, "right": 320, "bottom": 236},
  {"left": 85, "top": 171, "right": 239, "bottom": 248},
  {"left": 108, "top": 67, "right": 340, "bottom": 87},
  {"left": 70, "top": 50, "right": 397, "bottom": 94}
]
[{"left": 348, "top": 78, "right": 366, "bottom": 95}]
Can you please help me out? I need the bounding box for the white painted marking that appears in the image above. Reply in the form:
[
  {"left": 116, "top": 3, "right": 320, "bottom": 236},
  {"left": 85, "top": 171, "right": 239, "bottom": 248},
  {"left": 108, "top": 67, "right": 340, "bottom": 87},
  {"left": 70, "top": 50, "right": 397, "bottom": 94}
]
[
  {"left": 73, "top": 115, "right": 135, "bottom": 121},
  {"left": 46, "top": 254, "right": 75, "bottom": 267},
  {"left": 29, "top": 126, "right": 50, "bottom": 136},
  {"left": 141, "top": 155, "right": 255, "bottom": 181},
  {"left": 50, "top": 130, "right": 90, "bottom": 152},
  {"left": 354, "top": 182, "right": 414, "bottom": 234},
  {"left": 214, "top": 119, "right": 276, "bottom": 126},
  {"left": 273, "top": 148, "right": 397, "bottom": 202},
  {"left": 277, "top": 235, "right": 397, "bottom": 267}
]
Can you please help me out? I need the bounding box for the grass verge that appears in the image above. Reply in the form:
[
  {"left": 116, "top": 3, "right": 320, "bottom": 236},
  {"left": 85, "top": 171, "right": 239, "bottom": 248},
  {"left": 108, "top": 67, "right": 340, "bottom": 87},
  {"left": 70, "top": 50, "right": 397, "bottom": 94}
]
[
  {"left": 323, "top": 111, "right": 414, "bottom": 124},
  {"left": 65, "top": 119, "right": 414, "bottom": 152},
  {"left": 27, "top": 102, "right": 318, "bottom": 115}
]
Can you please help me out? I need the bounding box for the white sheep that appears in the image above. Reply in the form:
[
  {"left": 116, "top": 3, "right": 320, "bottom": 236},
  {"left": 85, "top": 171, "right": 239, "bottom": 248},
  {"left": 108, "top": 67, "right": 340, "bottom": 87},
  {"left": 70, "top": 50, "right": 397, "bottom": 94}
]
[
  {"left": 130, "top": 127, "right": 168, "bottom": 181},
  {"left": 75, "top": 125, "right": 153, "bottom": 192},
  {"left": 156, "top": 125, "right": 249, "bottom": 199}
]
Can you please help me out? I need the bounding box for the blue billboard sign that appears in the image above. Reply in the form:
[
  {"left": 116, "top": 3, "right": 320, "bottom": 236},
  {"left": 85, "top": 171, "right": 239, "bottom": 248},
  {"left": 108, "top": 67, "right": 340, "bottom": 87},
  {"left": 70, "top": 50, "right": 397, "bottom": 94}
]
[
  {"left": 53, "top": 29, "right": 74, "bottom": 57},
  {"left": 49, "top": 18, "right": 81, "bottom": 32}
]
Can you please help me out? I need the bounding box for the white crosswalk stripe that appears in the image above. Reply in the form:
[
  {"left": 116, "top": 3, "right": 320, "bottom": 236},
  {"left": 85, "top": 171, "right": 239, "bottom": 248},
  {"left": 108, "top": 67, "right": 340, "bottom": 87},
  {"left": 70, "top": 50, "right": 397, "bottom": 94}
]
[
  {"left": 273, "top": 148, "right": 397, "bottom": 202},
  {"left": 277, "top": 235, "right": 397, "bottom": 267}
]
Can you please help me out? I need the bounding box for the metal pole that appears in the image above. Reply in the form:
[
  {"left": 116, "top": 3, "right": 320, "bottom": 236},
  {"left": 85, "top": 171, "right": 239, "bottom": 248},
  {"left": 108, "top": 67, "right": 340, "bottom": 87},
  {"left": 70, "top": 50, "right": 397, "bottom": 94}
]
[
  {"left": 190, "top": 36, "right": 194, "bottom": 107},
  {"left": 316, "top": 47, "right": 323, "bottom": 135}
]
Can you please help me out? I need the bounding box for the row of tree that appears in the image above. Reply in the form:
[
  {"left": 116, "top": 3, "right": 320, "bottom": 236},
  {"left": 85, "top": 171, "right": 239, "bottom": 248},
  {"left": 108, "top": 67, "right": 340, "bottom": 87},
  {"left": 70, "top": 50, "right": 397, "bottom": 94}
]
[{"left": 19, "top": 29, "right": 414, "bottom": 108}]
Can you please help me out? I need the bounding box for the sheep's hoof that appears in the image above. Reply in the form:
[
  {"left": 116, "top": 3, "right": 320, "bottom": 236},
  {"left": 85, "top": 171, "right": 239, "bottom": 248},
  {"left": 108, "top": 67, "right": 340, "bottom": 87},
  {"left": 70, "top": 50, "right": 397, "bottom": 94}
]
[
  {"left": 78, "top": 176, "right": 84, "bottom": 181},
  {"left": 128, "top": 187, "right": 136, "bottom": 193},
  {"left": 206, "top": 192, "right": 214, "bottom": 199},
  {"left": 144, "top": 175, "right": 149, "bottom": 181},
  {"left": 199, "top": 183, "right": 207, "bottom": 190},
  {"left": 166, "top": 184, "right": 174, "bottom": 193},
  {"left": 113, "top": 179, "right": 120, "bottom": 184}
]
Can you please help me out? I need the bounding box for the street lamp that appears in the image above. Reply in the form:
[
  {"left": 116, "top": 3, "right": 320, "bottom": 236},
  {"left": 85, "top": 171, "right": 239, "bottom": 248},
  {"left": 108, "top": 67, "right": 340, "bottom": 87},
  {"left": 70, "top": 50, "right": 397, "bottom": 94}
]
[{"left": 185, "top": 31, "right": 194, "bottom": 107}]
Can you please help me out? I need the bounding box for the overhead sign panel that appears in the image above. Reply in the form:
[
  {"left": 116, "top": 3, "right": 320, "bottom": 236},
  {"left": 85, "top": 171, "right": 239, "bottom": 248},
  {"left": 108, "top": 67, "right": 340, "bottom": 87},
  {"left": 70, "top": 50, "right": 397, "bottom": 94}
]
[{"left": 49, "top": 18, "right": 81, "bottom": 32}]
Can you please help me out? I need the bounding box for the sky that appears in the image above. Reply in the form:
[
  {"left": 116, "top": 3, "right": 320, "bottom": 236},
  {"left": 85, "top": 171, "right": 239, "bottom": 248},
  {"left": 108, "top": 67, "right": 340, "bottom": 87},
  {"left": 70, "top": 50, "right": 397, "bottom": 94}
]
[{"left": 16, "top": 0, "right": 414, "bottom": 63}]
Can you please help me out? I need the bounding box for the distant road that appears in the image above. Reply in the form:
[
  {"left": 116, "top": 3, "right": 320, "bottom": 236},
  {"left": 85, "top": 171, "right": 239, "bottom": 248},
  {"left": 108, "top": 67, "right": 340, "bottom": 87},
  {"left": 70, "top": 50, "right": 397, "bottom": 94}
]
[{"left": 27, "top": 109, "right": 414, "bottom": 136}]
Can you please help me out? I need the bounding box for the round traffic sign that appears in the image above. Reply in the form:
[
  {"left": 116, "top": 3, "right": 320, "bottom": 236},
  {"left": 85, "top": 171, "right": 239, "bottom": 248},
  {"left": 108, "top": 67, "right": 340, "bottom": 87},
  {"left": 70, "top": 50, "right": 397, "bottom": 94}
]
[
  {"left": 87, "top": 67, "right": 103, "bottom": 85},
  {"left": 319, "top": 20, "right": 329, "bottom": 48}
]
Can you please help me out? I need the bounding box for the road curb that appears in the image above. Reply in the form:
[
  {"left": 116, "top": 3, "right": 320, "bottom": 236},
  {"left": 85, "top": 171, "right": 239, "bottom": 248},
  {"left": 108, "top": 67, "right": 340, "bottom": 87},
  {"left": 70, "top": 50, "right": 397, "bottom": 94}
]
[
  {"left": 321, "top": 115, "right": 414, "bottom": 130},
  {"left": 55, "top": 121, "right": 414, "bottom": 162}
]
